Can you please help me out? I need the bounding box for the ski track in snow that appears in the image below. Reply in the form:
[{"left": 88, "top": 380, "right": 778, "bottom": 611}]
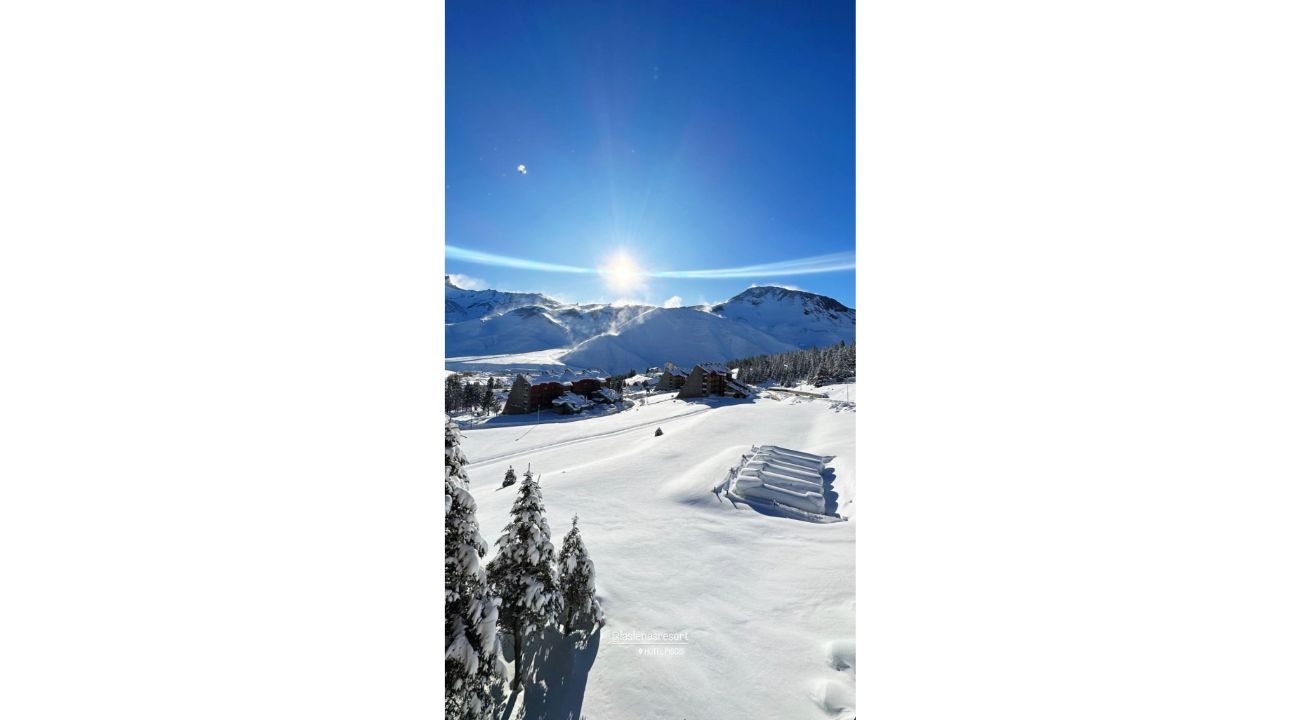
[{"left": 465, "top": 403, "right": 710, "bottom": 469}]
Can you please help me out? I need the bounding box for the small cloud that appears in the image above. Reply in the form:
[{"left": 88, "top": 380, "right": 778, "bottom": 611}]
[
  {"left": 517, "top": 164, "right": 527, "bottom": 175},
  {"left": 448, "top": 273, "right": 488, "bottom": 290},
  {"left": 663, "top": 295, "right": 683, "bottom": 308}
]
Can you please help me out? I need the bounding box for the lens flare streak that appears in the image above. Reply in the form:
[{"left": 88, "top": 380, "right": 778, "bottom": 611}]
[{"left": 446, "top": 246, "right": 853, "bottom": 279}]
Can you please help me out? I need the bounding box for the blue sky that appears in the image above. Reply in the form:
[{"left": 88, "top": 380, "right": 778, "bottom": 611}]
[{"left": 446, "top": 0, "right": 855, "bottom": 307}]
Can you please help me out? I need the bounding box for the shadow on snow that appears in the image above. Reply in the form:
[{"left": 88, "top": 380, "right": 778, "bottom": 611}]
[{"left": 499, "top": 627, "right": 601, "bottom": 720}]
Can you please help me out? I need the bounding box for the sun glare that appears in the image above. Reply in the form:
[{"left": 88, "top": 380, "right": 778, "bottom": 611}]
[{"left": 601, "top": 252, "right": 644, "bottom": 291}]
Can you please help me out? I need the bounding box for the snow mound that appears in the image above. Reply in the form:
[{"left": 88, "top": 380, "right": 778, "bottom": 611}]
[
  {"left": 814, "top": 638, "right": 857, "bottom": 718},
  {"left": 809, "top": 676, "right": 856, "bottom": 719},
  {"left": 717, "top": 445, "right": 842, "bottom": 520}
]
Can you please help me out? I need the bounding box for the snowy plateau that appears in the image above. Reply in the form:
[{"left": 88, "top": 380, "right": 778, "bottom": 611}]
[
  {"left": 457, "top": 386, "right": 856, "bottom": 719},
  {"left": 448, "top": 277, "right": 856, "bottom": 719}
]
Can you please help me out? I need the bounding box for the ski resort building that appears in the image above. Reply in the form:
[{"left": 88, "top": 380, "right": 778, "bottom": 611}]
[
  {"left": 676, "top": 363, "right": 751, "bottom": 399},
  {"left": 503, "top": 374, "right": 571, "bottom": 414},
  {"left": 503, "top": 373, "right": 615, "bottom": 414},
  {"left": 657, "top": 366, "right": 690, "bottom": 391},
  {"left": 569, "top": 377, "right": 604, "bottom": 399}
]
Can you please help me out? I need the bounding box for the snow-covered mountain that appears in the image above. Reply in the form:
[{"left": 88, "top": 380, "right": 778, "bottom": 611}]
[
  {"left": 444, "top": 279, "right": 855, "bottom": 373},
  {"left": 445, "top": 306, "right": 574, "bottom": 356},
  {"left": 445, "top": 276, "right": 562, "bottom": 323},
  {"left": 559, "top": 307, "right": 799, "bottom": 373},
  {"left": 709, "top": 285, "right": 855, "bottom": 350},
  {"left": 445, "top": 303, "right": 655, "bottom": 357}
]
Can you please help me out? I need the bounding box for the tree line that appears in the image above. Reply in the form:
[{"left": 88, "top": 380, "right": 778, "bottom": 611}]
[
  {"left": 444, "top": 418, "right": 603, "bottom": 718},
  {"left": 727, "top": 339, "right": 856, "bottom": 386},
  {"left": 445, "top": 374, "right": 501, "bottom": 414}
]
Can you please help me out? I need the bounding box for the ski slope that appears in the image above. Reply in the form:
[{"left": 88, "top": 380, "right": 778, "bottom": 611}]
[{"left": 460, "top": 389, "right": 856, "bottom": 720}]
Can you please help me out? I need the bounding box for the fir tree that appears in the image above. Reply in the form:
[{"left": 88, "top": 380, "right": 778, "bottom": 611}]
[
  {"left": 462, "top": 382, "right": 482, "bottom": 412},
  {"left": 486, "top": 469, "right": 562, "bottom": 690},
  {"left": 446, "top": 374, "right": 464, "bottom": 412},
  {"left": 502, "top": 465, "right": 517, "bottom": 488},
  {"left": 558, "top": 515, "right": 604, "bottom": 633},
  {"left": 445, "top": 417, "right": 503, "bottom": 719}
]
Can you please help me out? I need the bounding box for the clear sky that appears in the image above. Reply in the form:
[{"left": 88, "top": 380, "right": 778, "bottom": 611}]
[{"left": 446, "top": 0, "right": 855, "bottom": 308}]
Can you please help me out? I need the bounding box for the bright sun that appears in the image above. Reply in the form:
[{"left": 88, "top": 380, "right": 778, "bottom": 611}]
[{"left": 601, "top": 252, "right": 644, "bottom": 291}]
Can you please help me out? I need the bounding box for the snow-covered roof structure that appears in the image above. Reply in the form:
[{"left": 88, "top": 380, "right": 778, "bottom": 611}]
[
  {"left": 721, "top": 445, "right": 835, "bottom": 516},
  {"left": 724, "top": 379, "right": 752, "bottom": 397},
  {"left": 698, "top": 362, "right": 732, "bottom": 376},
  {"left": 551, "top": 391, "right": 594, "bottom": 412},
  {"left": 520, "top": 367, "right": 606, "bottom": 386},
  {"left": 593, "top": 387, "right": 621, "bottom": 403}
]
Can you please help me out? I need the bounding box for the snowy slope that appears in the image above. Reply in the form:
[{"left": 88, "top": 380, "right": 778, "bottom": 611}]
[
  {"left": 446, "top": 304, "right": 658, "bottom": 358},
  {"left": 445, "top": 307, "right": 574, "bottom": 356},
  {"left": 549, "top": 304, "right": 655, "bottom": 341},
  {"left": 460, "top": 391, "right": 856, "bottom": 720},
  {"left": 559, "top": 306, "right": 799, "bottom": 374},
  {"left": 710, "top": 285, "right": 856, "bottom": 349}
]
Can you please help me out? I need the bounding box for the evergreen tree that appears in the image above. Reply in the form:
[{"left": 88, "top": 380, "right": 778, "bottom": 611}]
[
  {"left": 502, "top": 465, "right": 517, "bottom": 488},
  {"left": 726, "top": 340, "right": 856, "bottom": 387},
  {"left": 446, "top": 374, "right": 464, "bottom": 412},
  {"left": 486, "top": 469, "right": 562, "bottom": 690},
  {"left": 558, "top": 516, "right": 604, "bottom": 633},
  {"left": 445, "top": 418, "right": 503, "bottom": 719},
  {"left": 462, "top": 382, "right": 482, "bottom": 412}
]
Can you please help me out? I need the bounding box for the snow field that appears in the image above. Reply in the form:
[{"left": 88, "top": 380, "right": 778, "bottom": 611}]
[{"left": 461, "top": 388, "right": 856, "bottom": 719}]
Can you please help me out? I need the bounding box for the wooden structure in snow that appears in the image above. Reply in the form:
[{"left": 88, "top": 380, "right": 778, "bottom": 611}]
[{"left": 717, "top": 445, "right": 839, "bottom": 519}]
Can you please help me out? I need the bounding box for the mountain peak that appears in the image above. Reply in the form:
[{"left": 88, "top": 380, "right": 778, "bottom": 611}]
[{"left": 720, "top": 285, "right": 852, "bottom": 313}]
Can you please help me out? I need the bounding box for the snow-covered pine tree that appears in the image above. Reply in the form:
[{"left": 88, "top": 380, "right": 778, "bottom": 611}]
[
  {"left": 462, "top": 382, "right": 482, "bottom": 412},
  {"left": 502, "top": 465, "right": 517, "bottom": 488},
  {"left": 486, "top": 469, "right": 562, "bottom": 690},
  {"left": 558, "top": 515, "right": 604, "bottom": 633},
  {"left": 445, "top": 417, "right": 504, "bottom": 719}
]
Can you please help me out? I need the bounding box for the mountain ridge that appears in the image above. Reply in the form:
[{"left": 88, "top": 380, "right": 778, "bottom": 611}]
[{"left": 444, "top": 278, "right": 854, "bottom": 372}]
